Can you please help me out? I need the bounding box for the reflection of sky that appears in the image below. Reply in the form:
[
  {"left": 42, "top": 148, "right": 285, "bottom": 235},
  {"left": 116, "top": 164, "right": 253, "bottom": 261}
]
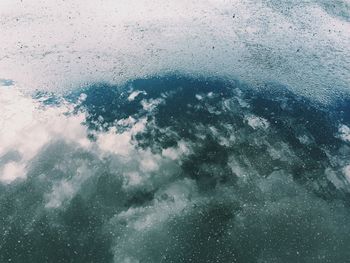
[
  {"left": 1, "top": 0, "right": 350, "bottom": 261},
  {"left": 1, "top": 76, "right": 350, "bottom": 262}
]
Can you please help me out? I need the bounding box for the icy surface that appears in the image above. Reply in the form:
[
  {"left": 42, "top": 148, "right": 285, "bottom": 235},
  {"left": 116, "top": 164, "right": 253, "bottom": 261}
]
[{"left": 0, "top": 0, "right": 349, "bottom": 102}]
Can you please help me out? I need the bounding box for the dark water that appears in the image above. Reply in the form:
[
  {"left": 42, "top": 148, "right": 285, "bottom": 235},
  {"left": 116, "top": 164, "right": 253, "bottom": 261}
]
[{"left": 1, "top": 75, "right": 350, "bottom": 262}]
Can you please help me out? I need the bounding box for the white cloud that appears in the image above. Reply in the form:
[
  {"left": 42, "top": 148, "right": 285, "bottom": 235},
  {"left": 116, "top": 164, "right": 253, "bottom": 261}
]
[
  {"left": 97, "top": 118, "right": 147, "bottom": 157},
  {"left": 45, "top": 162, "right": 95, "bottom": 208},
  {"left": 343, "top": 165, "right": 350, "bottom": 183},
  {"left": 127, "top": 90, "right": 146, "bottom": 101},
  {"left": 245, "top": 115, "right": 269, "bottom": 130},
  {"left": 115, "top": 178, "right": 197, "bottom": 231},
  {"left": 162, "top": 141, "right": 191, "bottom": 160},
  {"left": 0, "top": 86, "right": 90, "bottom": 184},
  {"left": 139, "top": 150, "right": 160, "bottom": 172},
  {"left": 338, "top": 125, "right": 350, "bottom": 142},
  {"left": 1, "top": 161, "right": 26, "bottom": 184},
  {"left": 141, "top": 98, "right": 164, "bottom": 112}
]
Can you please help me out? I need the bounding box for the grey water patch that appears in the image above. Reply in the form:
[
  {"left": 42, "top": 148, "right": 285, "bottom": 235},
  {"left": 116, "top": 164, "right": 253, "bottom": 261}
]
[
  {"left": 318, "top": 0, "right": 350, "bottom": 22},
  {"left": 265, "top": 0, "right": 350, "bottom": 22},
  {"left": 0, "top": 78, "right": 14, "bottom": 86}
]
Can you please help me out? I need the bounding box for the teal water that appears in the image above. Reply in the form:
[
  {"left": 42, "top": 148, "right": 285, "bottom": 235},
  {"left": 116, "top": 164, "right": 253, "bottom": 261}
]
[{"left": 1, "top": 76, "right": 350, "bottom": 262}]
